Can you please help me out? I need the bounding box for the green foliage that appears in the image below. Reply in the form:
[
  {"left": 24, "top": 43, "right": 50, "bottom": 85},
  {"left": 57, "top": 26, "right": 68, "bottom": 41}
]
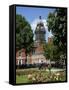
[
  {"left": 47, "top": 8, "right": 67, "bottom": 54},
  {"left": 43, "top": 42, "right": 54, "bottom": 60},
  {"left": 16, "top": 14, "right": 34, "bottom": 53},
  {"left": 47, "top": 8, "right": 67, "bottom": 66},
  {"left": 43, "top": 41, "right": 64, "bottom": 65}
]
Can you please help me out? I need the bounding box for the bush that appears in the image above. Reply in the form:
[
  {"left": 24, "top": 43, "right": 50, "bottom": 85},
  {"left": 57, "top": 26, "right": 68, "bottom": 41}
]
[{"left": 16, "top": 68, "right": 66, "bottom": 83}]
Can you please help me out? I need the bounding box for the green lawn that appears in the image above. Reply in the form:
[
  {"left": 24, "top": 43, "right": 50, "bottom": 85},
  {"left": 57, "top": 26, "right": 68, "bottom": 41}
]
[
  {"left": 16, "top": 75, "right": 30, "bottom": 83},
  {"left": 16, "top": 68, "right": 66, "bottom": 84}
]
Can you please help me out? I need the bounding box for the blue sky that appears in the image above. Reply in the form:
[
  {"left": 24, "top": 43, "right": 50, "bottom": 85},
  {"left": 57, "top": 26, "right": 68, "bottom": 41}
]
[{"left": 16, "top": 6, "right": 55, "bottom": 42}]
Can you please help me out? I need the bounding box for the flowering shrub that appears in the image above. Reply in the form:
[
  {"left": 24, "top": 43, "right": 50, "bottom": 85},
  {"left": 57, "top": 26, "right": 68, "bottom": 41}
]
[
  {"left": 16, "top": 69, "right": 66, "bottom": 83},
  {"left": 27, "top": 71, "right": 66, "bottom": 83}
]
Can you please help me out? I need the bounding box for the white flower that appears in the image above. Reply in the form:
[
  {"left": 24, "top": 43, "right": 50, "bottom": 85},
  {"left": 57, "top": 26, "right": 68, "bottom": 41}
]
[
  {"left": 28, "top": 74, "right": 32, "bottom": 79},
  {"left": 55, "top": 73, "right": 60, "bottom": 76},
  {"left": 32, "top": 77, "right": 36, "bottom": 81}
]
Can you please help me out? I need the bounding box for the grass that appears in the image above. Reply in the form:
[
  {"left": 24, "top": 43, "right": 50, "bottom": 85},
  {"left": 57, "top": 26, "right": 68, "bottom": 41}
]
[
  {"left": 16, "top": 68, "right": 66, "bottom": 84},
  {"left": 16, "top": 75, "right": 30, "bottom": 83}
]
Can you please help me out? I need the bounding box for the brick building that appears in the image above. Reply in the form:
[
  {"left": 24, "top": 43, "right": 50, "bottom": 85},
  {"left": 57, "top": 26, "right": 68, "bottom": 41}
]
[
  {"left": 16, "top": 48, "right": 26, "bottom": 65},
  {"left": 16, "top": 16, "right": 52, "bottom": 65}
]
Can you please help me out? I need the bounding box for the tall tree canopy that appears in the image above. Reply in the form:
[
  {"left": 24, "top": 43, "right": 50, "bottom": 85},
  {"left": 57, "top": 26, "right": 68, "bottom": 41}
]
[
  {"left": 47, "top": 8, "right": 67, "bottom": 57},
  {"left": 16, "top": 14, "right": 34, "bottom": 53}
]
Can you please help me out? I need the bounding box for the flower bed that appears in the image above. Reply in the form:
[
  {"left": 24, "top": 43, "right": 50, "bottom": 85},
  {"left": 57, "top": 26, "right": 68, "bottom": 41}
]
[{"left": 16, "top": 69, "right": 66, "bottom": 84}]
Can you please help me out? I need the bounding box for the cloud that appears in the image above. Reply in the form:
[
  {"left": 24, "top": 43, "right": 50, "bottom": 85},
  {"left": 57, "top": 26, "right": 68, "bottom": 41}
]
[{"left": 31, "top": 18, "right": 53, "bottom": 42}]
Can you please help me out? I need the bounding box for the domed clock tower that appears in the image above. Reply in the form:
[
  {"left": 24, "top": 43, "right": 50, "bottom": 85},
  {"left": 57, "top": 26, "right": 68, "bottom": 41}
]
[
  {"left": 30, "top": 16, "right": 46, "bottom": 64},
  {"left": 34, "top": 16, "right": 46, "bottom": 54},
  {"left": 35, "top": 16, "right": 46, "bottom": 42}
]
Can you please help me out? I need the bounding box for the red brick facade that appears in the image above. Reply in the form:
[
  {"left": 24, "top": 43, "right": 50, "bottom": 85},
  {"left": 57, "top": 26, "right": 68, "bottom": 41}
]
[{"left": 16, "top": 48, "right": 26, "bottom": 65}]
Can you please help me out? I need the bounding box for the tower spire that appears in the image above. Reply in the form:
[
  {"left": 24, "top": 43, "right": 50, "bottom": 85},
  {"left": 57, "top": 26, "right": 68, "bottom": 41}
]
[{"left": 39, "top": 16, "right": 42, "bottom": 20}]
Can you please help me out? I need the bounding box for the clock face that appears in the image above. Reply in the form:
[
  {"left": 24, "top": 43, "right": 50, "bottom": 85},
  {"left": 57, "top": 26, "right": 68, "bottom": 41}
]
[
  {"left": 41, "top": 26, "right": 44, "bottom": 29},
  {"left": 37, "top": 26, "right": 39, "bottom": 29}
]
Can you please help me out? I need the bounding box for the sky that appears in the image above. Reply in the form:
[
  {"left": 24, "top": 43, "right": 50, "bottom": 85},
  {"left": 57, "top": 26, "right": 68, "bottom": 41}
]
[{"left": 16, "top": 6, "right": 55, "bottom": 42}]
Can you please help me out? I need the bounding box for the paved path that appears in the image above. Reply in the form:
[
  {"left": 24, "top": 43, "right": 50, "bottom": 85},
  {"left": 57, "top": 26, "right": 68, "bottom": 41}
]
[
  {"left": 16, "top": 68, "right": 66, "bottom": 72},
  {"left": 46, "top": 68, "right": 66, "bottom": 72}
]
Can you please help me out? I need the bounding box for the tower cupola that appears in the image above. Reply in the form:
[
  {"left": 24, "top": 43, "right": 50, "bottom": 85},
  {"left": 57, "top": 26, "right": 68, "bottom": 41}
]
[{"left": 35, "top": 16, "right": 46, "bottom": 42}]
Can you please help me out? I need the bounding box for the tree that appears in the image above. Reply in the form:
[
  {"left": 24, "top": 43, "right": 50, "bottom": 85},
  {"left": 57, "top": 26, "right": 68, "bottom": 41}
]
[
  {"left": 47, "top": 8, "right": 67, "bottom": 54},
  {"left": 16, "top": 14, "right": 34, "bottom": 63},
  {"left": 43, "top": 40, "right": 54, "bottom": 62},
  {"left": 43, "top": 41, "right": 54, "bottom": 74},
  {"left": 47, "top": 8, "right": 67, "bottom": 65}
]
